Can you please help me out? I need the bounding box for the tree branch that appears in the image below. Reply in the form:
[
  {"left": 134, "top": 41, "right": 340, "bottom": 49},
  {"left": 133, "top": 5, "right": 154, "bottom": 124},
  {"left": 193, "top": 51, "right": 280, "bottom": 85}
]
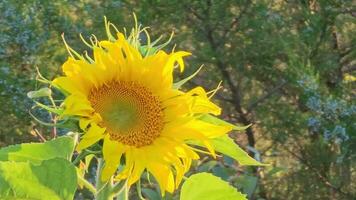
[
  {"left": 247, "top": 80, "right": 287, "bottom": 113},
  {"left": 342, "top": 64, "right": 356, "bottom": 73},
  {"left": 222, "top": 0, "right": 252, "bottom": 39},
  {"left": 283, "top": 147, "right": 356, "bottom": 199}
]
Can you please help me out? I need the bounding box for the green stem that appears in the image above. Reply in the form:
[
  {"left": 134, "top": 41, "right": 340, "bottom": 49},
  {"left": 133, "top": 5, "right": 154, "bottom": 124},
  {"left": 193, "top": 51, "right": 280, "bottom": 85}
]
[
  {"left": 136, "top": 179, "right": 145, "bottom": 200},
  {"left": 78, "top": 175, "right": 97, "bottom": 194},
  {"left": 111, "top": 181, "right": 127, "bottom": 194},
  {"left": 125, "top": 185, "right": 130, "bottom": 200},
  {"left": 95, "top": 158, "right": 114, "bottom": 200},
  {"left": 72, "top": 148, "right": 101, "bottom": 165},
  {"left": 48, "top": 95, "right": 58, "bottom": 137},
  {"left": 116, "top": 183, "right": 130, "bottom": 200},
  {"left": 48, "top": 95, "right": 57, "bottom": 109},
  {"left": 73, "top": 150, "right": 91, "bottom": 165}
]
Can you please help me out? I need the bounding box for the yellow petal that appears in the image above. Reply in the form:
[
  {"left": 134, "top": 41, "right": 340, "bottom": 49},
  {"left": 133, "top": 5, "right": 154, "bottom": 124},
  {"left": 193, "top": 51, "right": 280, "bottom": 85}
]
[
  {"left": 93, "top": 46, "right": 122, "bottom": 82},
  {"left": 162, "top": 126, "right": 208, "bottom": 142},
  {"left": 64, "top": 57, "right": 106, "bottom": 87},
  {"left": 101, "top": 135, "right": 126, "bottom": 181},
  {"left": 127, "top": 150, "right": 145, "bottom": 185},
  {"left": 166, "top": 155, "right": 185, "bottom": 188},
  {"left": 52, "top": 76, "right": 87, "bottom": 95},
  {"left": 202, "top": 140, "right": 217, "bottom": 158},
  {"left": 186, "top": 120, "right": 232, "bottom": 138},
  {"left": 165, "top": 51, "right": 191, "bottom": 72},
  {"left": 62, "top": 94, "right": 94, "bottom": 117},
  {"left": 115, "top": 148, "right": 135, "bottom": 181},
  {"left": 62, "top": 57, "right": 83, "bottom": 77},
  {"left": 79, "top": 113, "right": 102, "bottom": 130},
  {"left": 117, "top": 33, "right": 143, "bottom": 62},
  {"left": 187, "top": 87, "right": 221, "bottom": 115},
  {"left": 144, "top": 51, "right": 190, "bottom": 90},
  {"left": 79, "top": 118, "right": 92, "bottom": 130},
  {"left": 77, "top": 123, "right": 106, "bottom": 151},
  {"left": 147, "top": 163, "right": 175, "bottom": 195},
  {"left": 175, "top": 144, "right": 200, "bottom": 160}
]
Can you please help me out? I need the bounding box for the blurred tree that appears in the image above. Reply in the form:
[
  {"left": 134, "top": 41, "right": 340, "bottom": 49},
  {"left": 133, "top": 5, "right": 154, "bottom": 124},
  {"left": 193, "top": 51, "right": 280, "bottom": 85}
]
[
  {"left": 0, "top": 0, "right": 126, "bottom": 145},
  {"left": 119, "top": 0, "right": 356, "bottom": 199}
]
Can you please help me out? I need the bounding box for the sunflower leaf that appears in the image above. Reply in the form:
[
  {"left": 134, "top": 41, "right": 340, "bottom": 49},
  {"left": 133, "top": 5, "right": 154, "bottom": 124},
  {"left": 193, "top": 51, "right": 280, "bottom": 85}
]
[
  {"left": 180, "top": 173, "right": 247, "bottom": 200},
  {"left": 189, "top": 135, "right": 266, "bottom": 166},
  {"left": 198, "top": 114, "right": 251, "bottom": 131},
  {"left": 0, "top": 136, "right": 74, "bottom": 164},
  {"left": 0, "top": 158, "right": 77, "bottom": 200},
  {"left": 211, "top": 135, "right": 267, "bottom": 166}
]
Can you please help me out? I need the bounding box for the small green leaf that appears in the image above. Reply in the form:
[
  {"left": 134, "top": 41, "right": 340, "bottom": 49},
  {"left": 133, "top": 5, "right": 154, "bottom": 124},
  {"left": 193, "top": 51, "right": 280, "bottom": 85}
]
[
  {"left": 27, "top": 87, "right": 52, "bottom": 99},
  {"left": 0, "top": 158, "right": 77, "bottom": 200},
  {"left": 139, "top": 45, "right": 159, "bottom": 56},
  {"left": 198, "top": 114, "right": 251, "bottom": 131},
  {"left": 0, "top": 136, "right": 74, "bottom": 164},
  {"left": 173, "top": 65, "right": 204, "bottom": 89},
  {"left": 180, "top": 173, "right": 247, "bottom": 200}
]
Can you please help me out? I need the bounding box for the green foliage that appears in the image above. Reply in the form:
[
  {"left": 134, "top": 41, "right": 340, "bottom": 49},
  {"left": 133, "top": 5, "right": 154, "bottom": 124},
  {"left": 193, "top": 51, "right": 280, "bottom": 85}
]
[
  {"left": 0, "top": 136, "right": 74, "bottom": 164},
  {"left": 0, "top": 158, "right": 77, "bottom": 200},
  {"left": 235, "top": 174, "right": 258, "bottom": 198},
  {"left": 189, "top": 134, "right": 264, "bottom": 166},
  {"left": 0, "top": 137, "right": 77, "bottom": 199},
  {"left": 209, "top": 135, "right": 265, "bottom": 166},
  {"left": 180, "top": 173, "right": 247, "bottom": 200}
]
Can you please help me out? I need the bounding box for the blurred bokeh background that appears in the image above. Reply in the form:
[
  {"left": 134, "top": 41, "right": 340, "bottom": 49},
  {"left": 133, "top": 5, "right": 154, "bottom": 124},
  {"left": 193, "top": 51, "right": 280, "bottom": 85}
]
[{"left": 0, "top": 0, "right": 355, "bottom": 199}]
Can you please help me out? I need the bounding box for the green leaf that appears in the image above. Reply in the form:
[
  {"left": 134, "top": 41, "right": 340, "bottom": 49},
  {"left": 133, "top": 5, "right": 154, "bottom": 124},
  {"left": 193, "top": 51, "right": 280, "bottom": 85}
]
[
  {"left": 235, "top": 175, "right": 258, "bottom": 198},
  {"left": 197, "top": 160, "right": 218, "bottom": 172},
  {"left": 198, "top": 114, "right": 251, "bottom": 131},
  {"left": 0, "top": 158, "right": 77, "bottom": 200},
  {"left": 189, "top": 135, "right": 266, "bottom": 166},
  {"left": 212, "top": 165, "right": 231, "bottom": 181},
  {"left": 27, "top": 87, "right": 52, "bottom": 99},
  {"left": 180, "top": 173, "right": 247, "bottom": 200},
  {"left": 0, "top": 136, "right": 74, "bottom": 164},
  {"left": 210, "top": 135, "right": 266, "bottom": 166},
  {"left": 141, "top": 188, "right": 161, "bottom": 200}
]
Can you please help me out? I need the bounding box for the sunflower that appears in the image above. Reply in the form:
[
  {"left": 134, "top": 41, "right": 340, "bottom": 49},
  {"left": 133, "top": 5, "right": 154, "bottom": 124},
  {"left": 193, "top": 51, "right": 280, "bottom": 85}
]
[{"left": 53, "top": 20, "right": 232, "bottom": 194}]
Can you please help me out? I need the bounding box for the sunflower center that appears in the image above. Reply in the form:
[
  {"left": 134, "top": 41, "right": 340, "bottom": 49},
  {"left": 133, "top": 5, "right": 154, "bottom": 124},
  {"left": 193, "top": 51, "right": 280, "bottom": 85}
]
[{"left": 88, "top": 81, "right": 164, "bottom": 147}]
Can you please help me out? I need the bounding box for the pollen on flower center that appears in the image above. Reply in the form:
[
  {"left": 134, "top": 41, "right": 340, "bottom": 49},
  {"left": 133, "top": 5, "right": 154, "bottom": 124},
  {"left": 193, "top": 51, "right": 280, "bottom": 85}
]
[{"left": 88, "top": 81, "right": 164, "bottom": 147}]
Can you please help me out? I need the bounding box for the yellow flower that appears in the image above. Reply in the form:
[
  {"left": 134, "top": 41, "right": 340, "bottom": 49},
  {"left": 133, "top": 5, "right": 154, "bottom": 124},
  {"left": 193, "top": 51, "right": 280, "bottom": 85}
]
[{"left": 53, "top": 21, "right": 232, "bottom": 194}]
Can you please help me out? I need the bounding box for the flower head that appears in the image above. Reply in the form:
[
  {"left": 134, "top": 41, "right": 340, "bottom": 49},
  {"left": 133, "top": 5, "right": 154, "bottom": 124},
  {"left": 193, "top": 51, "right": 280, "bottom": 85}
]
[{"left": 53, "top": 18, "right": 232, "bottom": 194}]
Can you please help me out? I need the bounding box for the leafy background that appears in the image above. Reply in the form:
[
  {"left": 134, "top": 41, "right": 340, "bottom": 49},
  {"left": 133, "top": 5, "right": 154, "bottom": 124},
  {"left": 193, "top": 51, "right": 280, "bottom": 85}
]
[{"left": 0, "top": 0, "right": 355, "bottom": 199}]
